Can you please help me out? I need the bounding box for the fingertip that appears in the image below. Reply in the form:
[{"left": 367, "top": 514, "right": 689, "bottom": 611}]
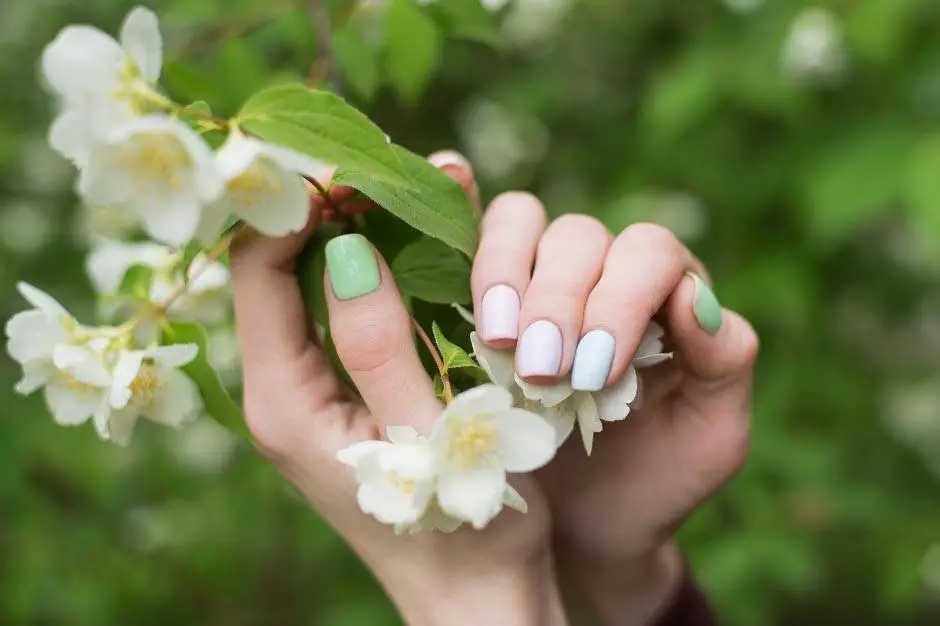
[{"left": 428, "top": 150, "right": 480, "bottom": 214}]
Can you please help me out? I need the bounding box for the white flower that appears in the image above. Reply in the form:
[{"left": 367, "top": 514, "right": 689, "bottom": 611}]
[
  {"left": 105, "top": 344, "right": 203, "bottom": 445},
  {"left": 337, "top": 425, "right": 437, "bottom": 527},
  {"left": 47, "top": 341, "right": 113, "bottom": 432},
  {"left": 429, "top": 384, "right": 556, "bottom": 529},
  {"left": 150, "top": 253, "right": 232, "bottom": 325},
  {"left": 5, "top": 282, "right": 81, "bottom": 394},
  {"left": 78, "top": 115, "right": 223, "bottom": 246},
  {"left": 195, "top": 133, "right": 326, "bottom": 242},
  {"left": 471, "top": 322, "right": 672, "bottom": 455},
  {"left": 86, "top": 239, "right": 176, "bottom": 295},
  {"left": 42, "top": 6, "right": 164, "bottom": 165}
]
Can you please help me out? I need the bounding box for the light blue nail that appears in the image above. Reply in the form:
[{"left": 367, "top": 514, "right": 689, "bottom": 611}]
[{"left": 571, "top": 329, "right": 616, "bottom": 392}]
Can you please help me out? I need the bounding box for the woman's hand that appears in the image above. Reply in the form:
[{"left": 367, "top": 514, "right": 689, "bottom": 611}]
[
  {"left": 229, "top": 155, "right": 567, "bottom": 626},
  {"left": 468, "top": 181, "right": 758, "bottom": 625}
]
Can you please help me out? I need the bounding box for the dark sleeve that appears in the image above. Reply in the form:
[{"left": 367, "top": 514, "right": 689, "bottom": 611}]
[{"left": 651, "top": 569, "right": 716, "bottom": 626}]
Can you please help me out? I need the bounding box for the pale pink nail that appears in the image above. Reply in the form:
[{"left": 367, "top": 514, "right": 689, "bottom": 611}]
[
  {"left": 428, "top": 150, "right": 472, "bottom": 172},
  {"left": 516, "top": 320, "right": 563, "bottom": 377},
  {"left": 480, "top": 285, "right": 520, "bottom": 341}
]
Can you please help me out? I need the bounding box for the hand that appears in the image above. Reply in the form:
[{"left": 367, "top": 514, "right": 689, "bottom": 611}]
[
  {"left": 468, "top": 188, "right": 758, "bottom": 624},
  {"left": 229, "top": 155, "right": 566, "bottom": 626}
]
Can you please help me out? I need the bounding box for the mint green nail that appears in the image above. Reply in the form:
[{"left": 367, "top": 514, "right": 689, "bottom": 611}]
[
  {"left": 690, "top": 273, "right": 722, "bottom": 336},
  {"left": 326, "top": 234, "right": 380, "bottom": 300}
]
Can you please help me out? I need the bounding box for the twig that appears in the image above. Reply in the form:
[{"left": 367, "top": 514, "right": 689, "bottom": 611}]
[
  {"left": 412, "top": 318, "right": 453, "bottom": 403},
  {"left": 157, "top": 226, "right": 244, "bottom": 312},
  {"left": 307, "top": 0, "right": 344, "bottom": 96}
]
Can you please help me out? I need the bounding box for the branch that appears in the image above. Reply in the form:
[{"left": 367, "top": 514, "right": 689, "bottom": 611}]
[{"left": 307, "top": 0, "right": 344, "bottom": 96}]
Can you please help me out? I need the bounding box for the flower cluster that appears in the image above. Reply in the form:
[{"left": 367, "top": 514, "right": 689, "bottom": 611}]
[
  {"left": 43, "top": 6, "right": 325, "bottom": 248},
  {"left": 5, "top": 283, "right": 202, "bottom": 445},
  {"left": 338, "top": 385, "right": 556, "bottom": 532}
]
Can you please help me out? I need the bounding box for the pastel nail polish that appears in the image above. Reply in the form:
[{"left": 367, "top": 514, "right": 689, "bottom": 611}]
[
  {"left": 325, "top": 234, "right": 381, "bottom": 300},
  {"left": 480, "top": 285, "right": 520, "bottom": 341},
  {"left": 571, "top": 329, "right": 616, "bottom": 391},
  {"left": 516, "top": 320, "right": 563, "bottom": 377},
  {"left": 689, "top": 273, "right": 722, "bottom": 336}
]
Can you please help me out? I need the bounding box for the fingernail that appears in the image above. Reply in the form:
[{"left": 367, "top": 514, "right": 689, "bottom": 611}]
[
  {"left": 516, "top": 320, "right": 563, "bottom": 377},
  {"left": 571, "top": 329, "right": 616, "bottom": 391},
  {"left": 480, "top": 285, "right": 520, "bottom": 341},
  {"left": 428, "top": 151, "right": 472, "bottom": 173},
  {"left": 325, "top": 234, "right": 381, "bottom": 300},
  {"left": 689, "top": 273, "right": 722, "bottom": 336}
]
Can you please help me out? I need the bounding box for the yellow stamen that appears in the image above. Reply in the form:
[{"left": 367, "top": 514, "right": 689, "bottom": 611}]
[
  {"left": 387, "top": 471, "right": 416, "bottom": 495},
  {"left": 448, "top": 416, "right": 499, "bottom": 469},
  {"left": 129, "top": 365, "right": 166, "bottom": 407},
  {"left": 127, "top": 135, "right": 191, "bottom": 192},
  {"left": 228, "top": 161, "right": 282, "bottom": 209}
]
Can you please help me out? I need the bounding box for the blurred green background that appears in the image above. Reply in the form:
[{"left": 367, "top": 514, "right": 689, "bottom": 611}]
[{"left": 3, "top": 0, "right": 940, "bottom": 624}]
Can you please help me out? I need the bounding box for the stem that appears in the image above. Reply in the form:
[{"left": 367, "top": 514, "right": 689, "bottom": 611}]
[
  {"left": 307, "top": 0, "right": 344, "bottom": 96},
  {"left": 303, "top": 174, "right": 357, "bottom": 233},
  {"left": 156, "top": 227, "right": 244, "bottom": 313},
  {"left": 411, "top": 318, "right": 453, "bottom": 403}
]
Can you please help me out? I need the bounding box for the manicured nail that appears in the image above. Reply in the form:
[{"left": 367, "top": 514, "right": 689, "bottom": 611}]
[
  {"left": 325, "top": 234, "right": 381, "bottom": 300},
  {"left": 516, "top": 320, "right": 563, "bottom": 377},
  {"left": 571, "top": 329, "right": 616, "bottom": 391},
  {"left": 428, "top": 151, "right": 472, "bottom": 173},
  {"left": 689, "top": 273, "right": 722, "bottom": 336},
  {"left": 480, "top": 285, "right": 520, "bottom": 341}
]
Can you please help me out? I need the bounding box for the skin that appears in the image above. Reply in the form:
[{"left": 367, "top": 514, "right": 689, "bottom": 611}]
[{"left": 229, "top": 152, "right": 758, "bottom": 626}]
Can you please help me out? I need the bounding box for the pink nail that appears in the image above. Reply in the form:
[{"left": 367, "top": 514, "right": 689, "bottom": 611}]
[
  {"left": 480, "top": 285, "right": 520, "bottom": 341},
  {"left": 516, "top": 320, "right": 563, "bottom": 377}
]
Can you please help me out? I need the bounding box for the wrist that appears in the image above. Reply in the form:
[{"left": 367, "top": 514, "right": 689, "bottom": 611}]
[
  {"left": 558, "top": 541, "right": 683, "bottom": 626},
  {"left": 383, "top": 551, "right": 569, "bottom": 626}
]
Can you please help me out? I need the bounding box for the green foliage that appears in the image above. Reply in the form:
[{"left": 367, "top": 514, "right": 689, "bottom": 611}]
[
  {"left": 238, "top": 84, "right": 409, "bottom": 184},
  {"left": 391, "top": 236, "right": 472, "bottom": 304},
  {"left": 161, "top": 321, "right": 250, "bottom": 440},
  {"left": 385, "top": 0, "right": 442, "bottom": 106},
  {"left": 334, "top": 146, "right": 480, "bottom": 257},
  {"left": 116, "top": 264, "right": 155, "bottom": 300},
  {"left": 431, "top": 321, "right": 478, "bottom": 372}
]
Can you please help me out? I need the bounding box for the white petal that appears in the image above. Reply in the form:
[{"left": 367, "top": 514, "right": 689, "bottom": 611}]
[
  {"left": 538, "top": 403, "right": 577, "bottom": 448},
  {"left": 193, "top": 202, "right": 231, "bottom": 245},
  {"left": 17, "top": 282, "right": 69, "bottom": 317},
  {"left": 594, "top": 366, "right": 638, "bottom": 422},
  {"left": 49, "top": 110, "right": 94, "bottom": 166},
  {"left": 53, "top": 345, "right": 111, "bottom": 387},
  {"left": 78, "top": 148, "right": 135, "bottom": 206},
  {"left": 445, "top": 384, "right": 513, "bottom": 420},
  {"left": 575, "top": 392, "right": 603, "bottom": 455},
  {"left": 109, "top": 350, "right": 143, "bottom": 409},
  {"left": 188, "top": 260, "right": 230, "bottom": 293},
  {"left": 451, "top": 303, "right": 475, "bottom": 325},
  {"left": 132, "top": 193, "right": 202, "bottom": 247},
  {"left": 260, "top": 141, "right": 328, "bottom": 179},
  {"left": 337, "top": 440, "right": 390, "bottom": 467},
  {"left": 5, "top": 310, "right": 60, "bottom": 363},
  {"left": 493, "top": 409, "right": 557, "bottom": 472},
  {"left": 41, "top": 26, "right": 123, "bottom": 100},
  {"left": 502, "top": 483, "right": 528, "bottom": 514},
  {"left": 15, "top": 360, "right": 55, "bottom": 395},
  {"left": 470, "top": 332, "right": 515, "bottom": 389},
  {"left": 143, "top": 367, "right": 202, "bottom": 425},
  {"left": 120, "top": 7, "right": 163, "bottom": 82},
  {"left": 215, "top": 133, "right": 263, "bottom": 181},
  {"left": 232, "top": 167, "right": 310, "bottom": 236},
  {"left": 514, "top": 374, "right": 573, "bottom": 408},
  {"left": 633, "top": 352, "right": 673, "bottom": 368},
  {"left": 437, "top": 468, "right": 506, "bottom": 529},
  {"left": 44, "top": 382, "right": 101, "bottom": 425},
  {"left": 374, "top": 442, "right": 436, "bottom": 480},
  {"left": 108, "top": 407, "right": 140, "bottom": 446},
  {"left": 354, "top": 454, "right": 432, "bottom": 525},
  {"left": 144, "top": 343, "right": 199, "bottom": 367},
  {"left": 386, "top": 425, "right": 419, "bottom": 444}
]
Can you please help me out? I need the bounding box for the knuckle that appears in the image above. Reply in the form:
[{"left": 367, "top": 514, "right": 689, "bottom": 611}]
[
  {"left": 548, "top": 213, "right": 610, "bottom": 241},
  {"left": 619, "top": 222, "right": 681, "bottom": 252},
  {"left": 485, "top": 191, "right": 547, "bottom": 225}
]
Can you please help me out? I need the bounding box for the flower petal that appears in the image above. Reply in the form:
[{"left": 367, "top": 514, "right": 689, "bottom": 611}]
[
  {"left": 53, "top": 345, "right": 111, "bottom": 387},
  {"left": 193, "top": 202, "right": 232, "bottom": 245},
  {"left": 15, "top": 360, "right": 55, "bottom": 395},
  {"left": 633, "top": 352, "right": 672, "bottom": 368},
  {"left": 107, "top": 407, "right": 140, "bottom": 446},
  {"left": 215, "top": 133, "right": 263, "bottom": 181},
  {"left": 120, "top": 6, "right": 163, "bottom": 82},
  {"left": 261, "top": 141, "right": 329, "bottom": 179},
  {"left": 17, "top": 282, "right": 69, "bottom": 317},
  {"left": 337, "top": 440, "right": 390, "bottom": 467},
  {"left": 437, "top": 467, "right": 506, "bottom": 529},
  {"left": 445, "top": 383, "right": 514, "bottom": 420},
  {"left": 502, "top": 483, "right": 528, "bottom": 514},
  {"left": 386, "top": 425, "right": 419, "bottom": 445},
  {"left": 49, "top": 110, "right": 94, "bottom": 166},
  {"left": 144, "top": 366, "right": 202, "bottom": 425},
  {"left": 575, "top": 392, "right": 603, "bottom": 455},
  {"left": 5, "top": 310, "right": 61, "bottom": 364},
  {"left": 493, "top": 408, "right": 557, "bottom": 472},
  {"left": 41, "top": 25, "right": 123, "bottom": 101},
  {"left": 232, "top": 166, "right": 309, "bottom": 236},
  {"left": 144, "top": 343, "right": 199, "bottom": 368},
  {"left": 470, "top": 332, "right": 515, "bottom": 389},
  {"left": 132, "top": 193, "right": 203, "bottom": 248},
  {"left": 538, "top": 403, "right": 577, "bottom": 447},
  {"left": 594, "top": 366, "right": 638, "bottom": 422},
  {"left": 109, "top": 350, "right": 143, "bottom": 409},
  {"left": 44, "top": 381, "right": 101, "bottom": 425},
  {"left": 514, "top": 374, "right": 573, "bottom": 408}
]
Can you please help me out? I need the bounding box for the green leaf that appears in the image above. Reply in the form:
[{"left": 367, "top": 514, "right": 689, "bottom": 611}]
[
  {"left": 391, "top": 237, "right": 471, "bottom": 304},
  {"left": 334, "top": 145, "right": 479, "bottom": 257},
  {"left": 333, "top": 26, "right": 380, "bottom": 101},
  {"left": 180, "top": 100, "right": 212, "bottom": 120},
  {"left": 430, "top": 0, "right": 501, "bottom": 46},
  {"left": 238, "top": 84, "right": 409, "bottom": 185},
  {"left": 385, "top": 0, "right": 443, "bottom": 105},
  {"left": 161, "top": 321, "right": 250, "bottom": 440},
  {"left": 116, "top": 264, "right": 154, "bottom": 299},
  {"left": 431, "top": 321, "right": 478, "bottom": 371}
]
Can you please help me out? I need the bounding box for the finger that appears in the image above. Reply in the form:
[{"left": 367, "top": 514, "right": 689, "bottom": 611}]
[
  {"left": 516, "top": 214, "right": 611, "bottom": 384},
  {"left": 324, "top": 233, "right": 441, "bottom": 429},
  {"left": 428, "top": 150, "right": 481, "bottom": 215},
  {"left": 471, "top": 192, "right": 548, "bottom": 347},
  {"left": 573, "top": 223, "right": 692, "bottom": 391}
]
